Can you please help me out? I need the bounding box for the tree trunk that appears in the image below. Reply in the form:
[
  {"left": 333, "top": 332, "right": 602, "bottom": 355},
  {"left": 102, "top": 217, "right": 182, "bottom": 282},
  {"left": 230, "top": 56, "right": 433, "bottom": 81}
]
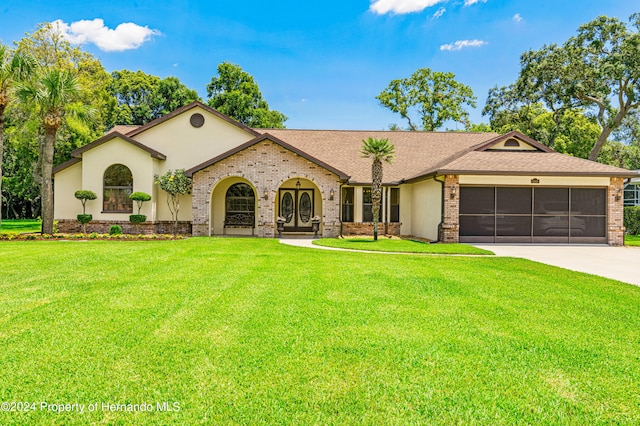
[
  {"left": 588, "top": 126, "right": 613, "bottom": 161},
  {"left": 0, "top": 105, "right": 5, "bottom": 229},
  {"left": 372, "top": 159, "right": 382, "bottom": 241},
  {"left": 41, "top": 127, "right": 56, "bottom": 234}
]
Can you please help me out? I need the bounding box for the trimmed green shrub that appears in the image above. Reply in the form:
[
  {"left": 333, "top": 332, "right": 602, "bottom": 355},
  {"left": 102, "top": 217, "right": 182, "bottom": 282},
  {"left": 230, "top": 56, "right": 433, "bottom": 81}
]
[
  {"left": 74, "top": 190, "right": 97, "bottom": 214},
  {"left": 77, "top": 214, "right": 92, "bottom": 224},
  {"left": 130, "top": 192, "right": 151, "bottom": 214},
  {"left": 77, "top": 214, "right": 92, "bottom": 234},
  {"left": 129, "top": 214, "right": 147, "bottom": 224},
  {"left": 624, "top": 206, "right": 640, "bottom": 235},
  {"left": 109, "top": 225, "right": 123, "bottom": 235}
]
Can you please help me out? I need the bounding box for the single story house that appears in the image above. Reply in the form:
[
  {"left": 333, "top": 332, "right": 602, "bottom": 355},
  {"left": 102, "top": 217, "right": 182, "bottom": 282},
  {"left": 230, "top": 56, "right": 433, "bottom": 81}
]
[{"left": 53, "top": 101, "right": 638, "bottom": 245}]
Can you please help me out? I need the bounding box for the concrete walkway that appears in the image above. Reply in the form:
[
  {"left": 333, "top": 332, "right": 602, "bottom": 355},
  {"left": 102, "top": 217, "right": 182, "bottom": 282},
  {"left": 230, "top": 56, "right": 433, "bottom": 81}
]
[
  {"left": 472, "top": 244, "right": 640, "bottom": 287},
  {"left": 280, "top": 238, "right": 640, "bottom": 287}
]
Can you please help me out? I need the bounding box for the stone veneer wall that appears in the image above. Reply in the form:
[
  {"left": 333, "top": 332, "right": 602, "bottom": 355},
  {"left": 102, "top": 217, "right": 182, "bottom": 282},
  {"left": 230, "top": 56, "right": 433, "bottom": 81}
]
[
  {"left": 608, "top": 177, "right": 625, "bottom": 246},
  {"left": 57, "top": 219, "right": 192, "bottom": 235},
  {"left": 441, "top": 175, "right": 459, "bottom": 243},
  {"left": 341, "top": 222, "right": 401, "bottom": 236},
  {"left": 191, "top": 139, "right": 342, "bottom": 238}
]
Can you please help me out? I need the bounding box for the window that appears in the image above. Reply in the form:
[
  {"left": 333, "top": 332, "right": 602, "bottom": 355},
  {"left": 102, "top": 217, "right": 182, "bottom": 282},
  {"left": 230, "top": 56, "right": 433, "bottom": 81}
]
[
  {"left": 225, "top": 183, "right": 255, "bottom": 224},
  {"left": 341, "top": 187, "right": 354, "bottom": 222},
  {"left": 103, "top": 164, "right": 133, "bottom": 212},
  {"left": 390, "top": 188, "right": 400, "bottom": 223},
  {"left": 362, "top": 187, "right": 382, "bottom": 222},
  {"left": 624, "top": 184, "right": 640, "bottom": 206}
]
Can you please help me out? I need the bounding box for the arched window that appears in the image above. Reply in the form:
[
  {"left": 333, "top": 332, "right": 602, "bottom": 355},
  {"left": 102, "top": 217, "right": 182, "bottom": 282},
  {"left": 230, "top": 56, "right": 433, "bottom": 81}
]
[
  {"left": 103, "top": 164, "right": 133, "bottom": 212},
  {"left": 225, "top": 183, "right": 255, "bottom": 225}
]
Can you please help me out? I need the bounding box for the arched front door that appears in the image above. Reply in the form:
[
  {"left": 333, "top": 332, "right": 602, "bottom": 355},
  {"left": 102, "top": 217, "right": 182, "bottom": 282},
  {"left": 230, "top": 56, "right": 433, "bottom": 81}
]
[{"left": 279, "top": 180, "right": 314, "bottom": 232}]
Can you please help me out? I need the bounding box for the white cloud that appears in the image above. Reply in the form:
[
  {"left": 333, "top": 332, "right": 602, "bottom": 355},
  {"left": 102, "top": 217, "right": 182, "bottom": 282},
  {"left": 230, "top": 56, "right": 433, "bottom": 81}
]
[
  {"left": 53, "top": 19, "right": 161, "bottom": 52},
  {"left": 432, "top": 7, "right": 446, "bottom": 19},
  {"left": 370, "top": 0, "right": 445, "bottom": 15},
  {"left": 463, "top": 0, "right": 487, "bottom": 6},
  {"left": 440, "top": 39, "right": 487, "bottom": 51},
  {"left": 513, "top": 13, "right": 522, "bottom": 22}
]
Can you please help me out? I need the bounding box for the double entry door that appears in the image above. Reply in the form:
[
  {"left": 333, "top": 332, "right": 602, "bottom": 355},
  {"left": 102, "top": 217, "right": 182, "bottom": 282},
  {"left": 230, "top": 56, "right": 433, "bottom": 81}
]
[{"left": 279, "top": 188, "right": 314, "bottom": 232}]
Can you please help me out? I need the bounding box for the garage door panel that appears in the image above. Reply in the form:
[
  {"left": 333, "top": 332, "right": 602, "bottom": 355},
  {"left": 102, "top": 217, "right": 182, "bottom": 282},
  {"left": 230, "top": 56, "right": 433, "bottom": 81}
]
[
  {"left": 535, "top": 188, "right": 569, "bottom": 214},
  {"left": 570, "top": 216, "right": 606, "bottom": 238},
  {"left": 496, "top": 215, "right": 532, "bottom": 236},
  {"left": 571, "top": 188, "right": 606, "bottom": 215},
  {"left": 460, "top": 187, "right": 494, "bottom": 214},
  {"left": 497, "top": 187, "right": 531, "bottom": 214},
  {"left": 460, "top": 216, "right": 494, "bottom": 236},
  {"left": 533, "top": 216, "right": 569, "bottom": 237}
]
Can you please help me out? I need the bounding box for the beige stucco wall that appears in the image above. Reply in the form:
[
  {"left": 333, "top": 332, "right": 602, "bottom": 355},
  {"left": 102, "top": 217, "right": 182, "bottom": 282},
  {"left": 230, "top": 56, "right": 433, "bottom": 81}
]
[
  {"left": 135, "top": 108, "right": 256, "bottom": 172},
  {"left": 409, "top": 178, "right": 442, "bottom": 240},
  {"left": 459, "top": 175, "right": 610, "bottom": 186},
  {"left": 53, "top": 162, "right": 83, "bottom": 219},
  {"left": 80, "top": 138, "right": 156, "bottom": 221},
  {"left": 399, "top": 185, "right": 413, "bottom": 235}
]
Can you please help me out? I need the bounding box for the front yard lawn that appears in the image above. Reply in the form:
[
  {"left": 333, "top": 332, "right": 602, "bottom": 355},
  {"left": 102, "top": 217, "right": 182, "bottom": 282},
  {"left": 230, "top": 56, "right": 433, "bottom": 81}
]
[
  {"left": 0, "top": 219, "right": 41, "bottom": 234},
  {"left": 625, "top": 234, "right": 640, "bottom": 246},
  {"left": 1, "top": 238, "right": 639, "bottom": 424},
  {"left": 313, "top": 237, "right": 493, "bottom": 254}
]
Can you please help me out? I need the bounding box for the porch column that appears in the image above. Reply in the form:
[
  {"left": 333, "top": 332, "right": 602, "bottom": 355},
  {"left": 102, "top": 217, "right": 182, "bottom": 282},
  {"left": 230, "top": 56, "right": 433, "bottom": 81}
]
[
  {"left": 608, "top": 177, "right": 625, "bottom": 246},
  {"left": 442, "top": 175, "right": 459, "bottom": 243}
]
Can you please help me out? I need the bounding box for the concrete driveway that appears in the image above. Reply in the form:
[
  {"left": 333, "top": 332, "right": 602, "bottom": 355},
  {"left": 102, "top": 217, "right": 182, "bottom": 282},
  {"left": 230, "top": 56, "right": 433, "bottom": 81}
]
[{"left": 473, "top": 244, "right": 640, "bottom": 287}]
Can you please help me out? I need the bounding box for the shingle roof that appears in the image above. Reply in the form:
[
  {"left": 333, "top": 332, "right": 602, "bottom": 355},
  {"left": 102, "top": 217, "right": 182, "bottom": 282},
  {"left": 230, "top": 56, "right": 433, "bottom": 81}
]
[
  {"left": 185, "top": 133, "right": 349, "bottom": 179},
  {"left": 259, "top": 129, "right": 637, "bottom": 182},
  {"left": 419, "top": 150, "right": 637, "bottom": 178},
  {"left": 259, "top": 129, "right": 497, "bottom": 184}
]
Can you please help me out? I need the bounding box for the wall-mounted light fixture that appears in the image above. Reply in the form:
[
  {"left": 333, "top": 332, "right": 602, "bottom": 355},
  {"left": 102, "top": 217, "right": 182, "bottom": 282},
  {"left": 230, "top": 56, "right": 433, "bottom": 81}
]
[
  {"left": 329, "top": 189, "right": 335, "bottom": 200},
  {"left": 615, "top": 188, "right": 622, "bottom": 201},
  {"left": 450, "top": 185, "right": 457, "bottom": 199},
  {"left": 263, "top": 189, "right": 269, "bottom": 200}
]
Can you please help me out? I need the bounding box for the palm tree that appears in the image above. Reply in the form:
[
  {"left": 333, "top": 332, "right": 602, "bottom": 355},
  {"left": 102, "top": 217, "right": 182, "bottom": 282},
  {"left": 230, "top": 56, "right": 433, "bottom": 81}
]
[
  {"left": 360, "top": 137, "right": 395, "bottom": 241},
  {"left": 0, "top": 45, "right": 34, "bottom": 230},
  {"left": 17, "top": 69, "right": 80, "bottom": 234}
]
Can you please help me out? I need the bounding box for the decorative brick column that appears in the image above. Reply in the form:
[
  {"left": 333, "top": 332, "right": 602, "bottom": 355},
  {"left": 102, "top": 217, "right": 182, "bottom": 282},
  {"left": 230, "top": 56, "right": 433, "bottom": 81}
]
[
  {"left": 442, "top": 175, "right": 459, "bottom": 243},
  {"left": 608, "top": 177, "right": 625, "bottom": 246}
]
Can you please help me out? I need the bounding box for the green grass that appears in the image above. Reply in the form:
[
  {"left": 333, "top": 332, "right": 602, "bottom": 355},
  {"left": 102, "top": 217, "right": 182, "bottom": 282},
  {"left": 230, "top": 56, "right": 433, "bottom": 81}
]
[
  {"left": 0, "top": 219, "right": 41, "bottom": 234},
  {"left": 313, "top": 237, "right": 494, "bottom": 255},
  {"left": 625, "top": 234, "right": 640, "bottom": 246},
  {"left": 1, "top": 238, "right": 640, "bottom": 424}
]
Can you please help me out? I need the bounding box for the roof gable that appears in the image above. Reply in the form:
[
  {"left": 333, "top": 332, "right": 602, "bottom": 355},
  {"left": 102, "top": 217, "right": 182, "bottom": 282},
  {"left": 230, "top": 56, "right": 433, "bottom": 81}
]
[
  {"left": 473, "top": 131, "right": 553, "bottom": 153},
  {"left": 125, "top": 101, "right": 260, "bottom": 138},
  {"left": 185, "top": 133, "right": 350, "bottom": 180},
  {"left": 70, "top": 132, "right": 166, "bottom": 160}
]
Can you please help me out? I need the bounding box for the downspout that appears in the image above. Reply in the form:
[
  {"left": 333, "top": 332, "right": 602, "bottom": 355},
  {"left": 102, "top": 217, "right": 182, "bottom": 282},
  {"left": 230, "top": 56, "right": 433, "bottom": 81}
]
[{"left": 433, "top": 175, "right": 445, "bottom": 243}]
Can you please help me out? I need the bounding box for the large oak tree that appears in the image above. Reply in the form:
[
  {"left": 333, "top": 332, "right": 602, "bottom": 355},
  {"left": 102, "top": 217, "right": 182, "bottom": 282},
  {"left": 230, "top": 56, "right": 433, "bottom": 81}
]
[
  {"left": 206, "top": 62, "right": 287, "bottom": 128},
  {"left": 377, "top": 67, "right": 476, "bottom": 131}
]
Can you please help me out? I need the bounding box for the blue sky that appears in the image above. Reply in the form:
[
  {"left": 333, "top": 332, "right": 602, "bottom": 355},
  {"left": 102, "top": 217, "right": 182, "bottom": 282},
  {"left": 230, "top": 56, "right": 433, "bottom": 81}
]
[{"left": 0, "top": 1, "right": 637, "bottom": 130}]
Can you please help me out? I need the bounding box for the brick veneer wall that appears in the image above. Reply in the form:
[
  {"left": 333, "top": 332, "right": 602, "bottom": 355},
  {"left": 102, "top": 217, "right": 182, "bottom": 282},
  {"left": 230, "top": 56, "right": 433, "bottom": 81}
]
[
  {"left": 441, "top": 175, "right": 459, "bottom": 243},
  {"left": 57, "top": 219, "right": 192, "bottom": 235},
  {"left": 191, "top": 139, "right": 342, "bottom": 237},
  {"left": 608, "top": 177, "right": 625, "bottom": 246},
  {"left": 342, "top": 222, "right": 401, "bottom": 236}
]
